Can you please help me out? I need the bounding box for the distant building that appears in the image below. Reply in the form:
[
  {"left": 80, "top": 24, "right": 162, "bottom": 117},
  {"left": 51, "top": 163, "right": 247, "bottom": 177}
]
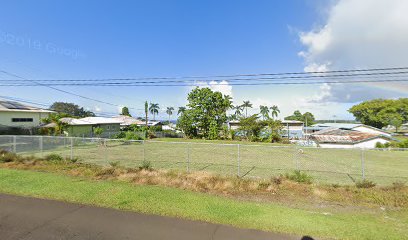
[
  {"left": 281, "top": 120, "right": 304, "bottom": 139},
  {"left": 0, "top": 101, "right": 54, "bottom": 133},
  {"left": 60, "top": 117, "right": 122, "bottom": 138},
  {"left": 307, "top": 123, "right": 392, "bottom": 138},
  {"left": 111, "top": 115, "right": 144, "bottom": 128},
  {"left": 310, "top": 128, "right": 391, "bottom": 149}
]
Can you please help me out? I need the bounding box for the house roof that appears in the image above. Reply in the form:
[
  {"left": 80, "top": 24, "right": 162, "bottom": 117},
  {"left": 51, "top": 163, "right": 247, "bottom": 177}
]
[
  {"left": 0, "top": 101, "right": 54, "bottom": 113},
  {"left": 311, "top": 129, "right": 389, "bottom": 144},
  {"left": 60, "top": 117, "right": 122, "bottom": 126},
  {"left": 111, "top": 115, "right": 144, "bottom": 126},
  {"left": 312, "top": 122, "right": 390, "bottom": 135},
  {"left": 282, "top": 120, "right": 304, "bottom": 124}
]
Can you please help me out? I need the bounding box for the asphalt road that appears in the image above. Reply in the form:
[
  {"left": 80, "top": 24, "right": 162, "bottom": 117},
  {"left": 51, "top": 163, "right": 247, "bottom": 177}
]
[{"left": 0, "top": 193, "right": 311, "bottom": 240}]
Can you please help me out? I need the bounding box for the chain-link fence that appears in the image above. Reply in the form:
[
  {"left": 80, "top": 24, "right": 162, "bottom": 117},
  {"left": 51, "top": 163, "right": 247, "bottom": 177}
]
[{"left": 1, "top": 135, "right": 407, "bottom": 186}]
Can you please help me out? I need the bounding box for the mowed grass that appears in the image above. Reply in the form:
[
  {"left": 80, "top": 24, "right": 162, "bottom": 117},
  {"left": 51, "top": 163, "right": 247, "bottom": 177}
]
[
  {"left": 0, "top": 168, "right": 407, "bottom": 240},
  {"left": 5, "top": 137, "right": 408, "bottom": 186}
]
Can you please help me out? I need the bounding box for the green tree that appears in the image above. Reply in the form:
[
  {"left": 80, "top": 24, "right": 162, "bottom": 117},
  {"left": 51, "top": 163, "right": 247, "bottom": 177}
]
[
  {"left": 208, "top": 120, "right": 219, "bottom": 140},
  {"left": 390, "top": 117, "right": 403, "bottom": 133},
  {"left": 121, "top": 106, "right": 131, "bottom": 117},
  {"left": 238, "top": 114, "right": 264, "bottom": 141},
  {"left": 233, "top": 105, "right": 243, "bottom": 119},
  {"left": 259, "top": 105, "right": 270, "bottom": 120},
  {"left": 166, "top": 107, "right": 174, "bottom": 122},
  {"left": 177, "top": 107, "right": 186, "bottom": 115},
  {"left": 264, "top": 118, "right": 283, "bottom": 143},
  {"left": 270, "top": 105, "right": 280, "bottom": 119},
  {"left": 285, "top": 110, "right": 315, "bottom": 126},
  {"left": 93, "top": 127, "right": 104, "bottom": 137},
  {"left": 177, "top": 87, "right": 232, "bottom": 138},
  {"left": 144, "top": 101, "right": 148, "bottom": 126},
  {"left": 149, "top": 103, "right": 159, "bottom": 121},
  {"left": 241, "top": 100, "right": 253, "bottom": 118},
  {"left": 50, "top": 102, "right": 95, "bottom": 117},
  {"left": 41, "top": 113, "right": 69, "bottom": 135},
  {"left": 349, "top": 98, "right": 408, "bottom": 129}
]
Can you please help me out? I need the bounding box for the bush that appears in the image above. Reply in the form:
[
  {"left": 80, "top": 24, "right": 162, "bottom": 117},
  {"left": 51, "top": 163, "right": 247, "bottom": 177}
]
[
  {"left": 139, "top": 160, "right": 152, "bottom": 170},
  {"left": 45, "top": 153, "right": 63, "bottom": 162},
  {"left": 356, "top": 179, "right": 376, "bottom": 188},
  {"left": 285, "top": 170, "right": 313, "bottom": 184},
  {"left": 375, "top": 142, "right": 385, "bottom": 148},
  {"left": 0, "top": 150, "right": 18, "bottom": 163},
  {"left": 125, "top": 131, "right": 143, "bottom": 140},
  {"left": 109, "top": 161, "right": 120, "bottom": 168}
]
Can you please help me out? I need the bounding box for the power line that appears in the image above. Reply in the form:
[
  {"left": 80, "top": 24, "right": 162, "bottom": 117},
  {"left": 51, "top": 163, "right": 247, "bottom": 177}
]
[{"left": 0, "top": 70, "right": 137, "bottom": 109}]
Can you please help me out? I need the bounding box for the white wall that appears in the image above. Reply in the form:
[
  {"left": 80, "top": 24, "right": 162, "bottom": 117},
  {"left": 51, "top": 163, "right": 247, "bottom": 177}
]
[
  {"left": 318, "top": 138, "right": 390, "bottom": 149},
  {"left": 0, "top": 111, "right": 50, "bottom": 128},
  {"left": 353, "top": 126, "right": 391, "bottom": 137}
]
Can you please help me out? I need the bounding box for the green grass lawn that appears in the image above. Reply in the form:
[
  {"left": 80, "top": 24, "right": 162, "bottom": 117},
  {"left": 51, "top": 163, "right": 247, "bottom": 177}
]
[
  {"left": 2, "top": 136, "right": 408, "bottom": 186},
  {"left": 0, "top": 168, "right": 407, "bottom": 240}
]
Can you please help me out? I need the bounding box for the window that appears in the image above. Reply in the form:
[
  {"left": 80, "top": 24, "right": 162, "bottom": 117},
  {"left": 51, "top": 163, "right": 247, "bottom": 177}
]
[
  {"left": 107, "top": 125, "right": 110, "bottom": 130},
  {"left": 12, "top": 118, "right": 33, "bottom": 122}
]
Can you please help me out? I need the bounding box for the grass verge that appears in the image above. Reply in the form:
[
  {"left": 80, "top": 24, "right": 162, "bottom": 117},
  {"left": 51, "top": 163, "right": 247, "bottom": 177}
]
[{"left": 0, "top": 168, "right": 407, "bottom": 240}]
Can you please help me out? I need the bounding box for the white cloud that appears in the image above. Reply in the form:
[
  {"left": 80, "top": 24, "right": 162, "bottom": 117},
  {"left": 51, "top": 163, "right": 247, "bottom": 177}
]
[
  {"left": 193, "top": 80, "right": 233, "bottom": 97},
  {"left": 299, "top": 0, "right": 408, "bottom": 102}
]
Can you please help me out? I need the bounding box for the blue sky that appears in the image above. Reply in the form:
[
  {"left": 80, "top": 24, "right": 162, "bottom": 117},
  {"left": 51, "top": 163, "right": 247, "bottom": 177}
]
[{"left": 1, "top": 0, "right": 407, "bottom": 120}]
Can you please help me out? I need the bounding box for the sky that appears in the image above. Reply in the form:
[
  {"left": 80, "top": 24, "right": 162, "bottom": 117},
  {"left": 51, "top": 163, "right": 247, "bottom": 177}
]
[{"left": 1, "top": 0, "right": 407, "bottom": 120}]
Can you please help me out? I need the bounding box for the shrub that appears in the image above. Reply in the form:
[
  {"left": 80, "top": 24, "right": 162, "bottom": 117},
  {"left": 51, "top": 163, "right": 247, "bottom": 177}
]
[
  {"left": 356, "top": 179, "right": 376, "bottom": 188},
  {"left": 285, "top": 170, "right": 313, "bottom": 184},
  {"left": 125, "top": 131, "right": 143, "bottom": 140},
  {"left": 0, "top": 150, "right": 18, "bottom": 163},
  {"left": 257, "top": 181, "right": 271, "bottom": 190},
  {"left": 271, "top": 175, "right": 283, "bottom": 185},
  {"left": 375, "top": 142, "right": 385, "bottom": 148},
  {"left": 45, "top": 153, "right": 63, "bottom": 162},
  {"left": 139, "top": 160, "right": 152, "bottom": 170},
  {"left": 109, "top": 161, "right": 120, "bottom": 168}
]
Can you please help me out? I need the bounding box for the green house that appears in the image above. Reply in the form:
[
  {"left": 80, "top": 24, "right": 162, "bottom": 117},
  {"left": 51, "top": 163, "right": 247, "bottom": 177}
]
[{"left": 60, "top": 117, "right": 122, "bottom": 138}]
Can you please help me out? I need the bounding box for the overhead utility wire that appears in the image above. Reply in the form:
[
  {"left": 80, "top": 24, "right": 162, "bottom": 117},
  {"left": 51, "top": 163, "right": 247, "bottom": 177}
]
[{"left": 0, "top": 70, "right": 136, "bottom": 109}]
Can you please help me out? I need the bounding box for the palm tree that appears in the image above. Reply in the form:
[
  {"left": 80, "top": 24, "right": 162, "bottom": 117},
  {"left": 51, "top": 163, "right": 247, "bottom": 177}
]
[
  {"left": 241, "top": 101, "right": 253, "bottom": 118},
  {"left": 144, "top": 101, "right": 148, "bottom": 126},
  {"left": 224, "top": 95, "right": 234, "bottom": 109},
  {"left": 259, "top": 105, "right": 270, "bottom": 120},
  {"left": 166, "top": 107, "right": 174, "bottom": 122},
  {"left": 149, "top": 103, "right": 159, "bottom": 121},
  {"left": 270, "top": 105, "right": 280, "bottom": 119},
  {"left": 233, "top": 105, "right": 243, "bottom": 119},
  {"left": 178, "top": 106, "right": 186, "bottom": 115}
]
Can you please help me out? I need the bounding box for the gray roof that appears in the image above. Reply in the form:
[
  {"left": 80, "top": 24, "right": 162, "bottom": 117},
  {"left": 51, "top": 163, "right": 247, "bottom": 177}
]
[{"left": 0, "top": 100, "right": 54, "bottom": 113}]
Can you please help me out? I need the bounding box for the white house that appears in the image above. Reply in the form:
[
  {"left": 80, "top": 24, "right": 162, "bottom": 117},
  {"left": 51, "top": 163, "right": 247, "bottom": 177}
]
[
  {"left": 0, "top": 101, "right": 54, "bottom": 129},
  {"left": 311, "top": 123, "right": 392, "bottom": 138},
  {"left": 311, "top": 128, "right": 391, "bottom": 149}
]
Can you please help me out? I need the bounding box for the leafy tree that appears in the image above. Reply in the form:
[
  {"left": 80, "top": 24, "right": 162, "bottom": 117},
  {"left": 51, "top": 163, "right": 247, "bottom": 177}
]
[
  {"left": 93, "top": 127, "right": 104, "bottom": 137},
  {"left": 238, "top": 114, "right": 264, "bottom": 141},
  {"left": 177, "top": 107, "right": 186, "bottom": 115},
  {"left": 264, "top": 118, "right": 283, "bottom": 143},
  {"left": 241, "top": 101, "right": 253, "bottom": 118},
  {"left": 149, "top": 103, "right": 160, "bottom": 121},
  {"left": 41, "top": 113, "right": 69, "bottom": 135},
  {"left": 166, "top": 107, "right": 174, "bottom": 122},
  {"left": 233, "top": 105, "right": 243, "bottom": 119},
  {"left": 285, "top": 110, "right": 315, "bottom": 126},
  {"left": 270, "top": 105, "right": 280, "bottom": 119},
  {"left": 144, "top": 101, "right": 148, "bottom": 126},
  {"left": 121, "top": 106, "right": 131, "bottom": 117},
  {"left": 349, "top": 98, "right": 408, "bottom": 129},
  {"left": 259, "top": 105, "right": 270, "bottom": 120},
  {"left": 208, "top": 120, "right": 219, "bottom": 140},
  {"left": 50, "top": 102, "right": 95, "bottom": 117},
  {"left": 177, "top": 87, "right": 232, "bottom": 138}
]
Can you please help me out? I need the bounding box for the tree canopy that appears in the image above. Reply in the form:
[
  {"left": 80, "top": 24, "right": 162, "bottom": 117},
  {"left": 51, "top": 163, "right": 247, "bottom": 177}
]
[
  {"left": 121, "top": 107, "right": 131, "bottom": 117},
  {"left": 50, "top": 102, "right": 95, "bottom": 117},
  {"left": 284, "top": 110, "right": 315, "bottom": 126},
  {"left": 177, "top": 87, "right": 232, "bottom": 138},
  {"left": 348, "top": 98, "right": 408, "bottom": 129}
]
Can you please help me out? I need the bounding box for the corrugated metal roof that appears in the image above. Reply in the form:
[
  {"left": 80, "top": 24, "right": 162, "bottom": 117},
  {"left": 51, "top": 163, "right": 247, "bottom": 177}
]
[
  {"left": 311, "top": 129, "right": 386, "bottom": 144},
  {"left": 60, "top": 117, "right": 122, "bottom": 125}
]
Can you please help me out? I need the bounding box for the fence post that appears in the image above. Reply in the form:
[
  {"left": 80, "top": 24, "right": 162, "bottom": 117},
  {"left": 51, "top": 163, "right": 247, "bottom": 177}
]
[
  {"left": 186, "top": 143, "right": 191, "bottom": 173},
  {"left": 39, "top": 136, "right": 43, "bottom": 157},
  {"left": 12, "top": 136, "right": 16, "bottom": 153},
  {"left": 237, "top": 144, "right": 240, "bottom": 177},
  {"left": 361, "top": 148, "right": 365, "bottom": 180},
  {"left": 70, "top": 137, "right": 74, "bottom": 161}
]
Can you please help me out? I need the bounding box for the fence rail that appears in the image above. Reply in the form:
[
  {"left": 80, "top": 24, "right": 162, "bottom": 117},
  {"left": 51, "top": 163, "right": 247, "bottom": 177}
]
[{"left": 0, "top": 135, "right": 407, "bottom": 186}]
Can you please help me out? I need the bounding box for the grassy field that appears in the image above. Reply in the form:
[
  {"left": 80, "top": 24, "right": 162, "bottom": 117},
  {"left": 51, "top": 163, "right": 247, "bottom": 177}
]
[
  {"left": 1, "top": 136, "right": 408, "bottom": 185},
  {"left": 0, "top": 168, "right": 407, "bottom": 240}
]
